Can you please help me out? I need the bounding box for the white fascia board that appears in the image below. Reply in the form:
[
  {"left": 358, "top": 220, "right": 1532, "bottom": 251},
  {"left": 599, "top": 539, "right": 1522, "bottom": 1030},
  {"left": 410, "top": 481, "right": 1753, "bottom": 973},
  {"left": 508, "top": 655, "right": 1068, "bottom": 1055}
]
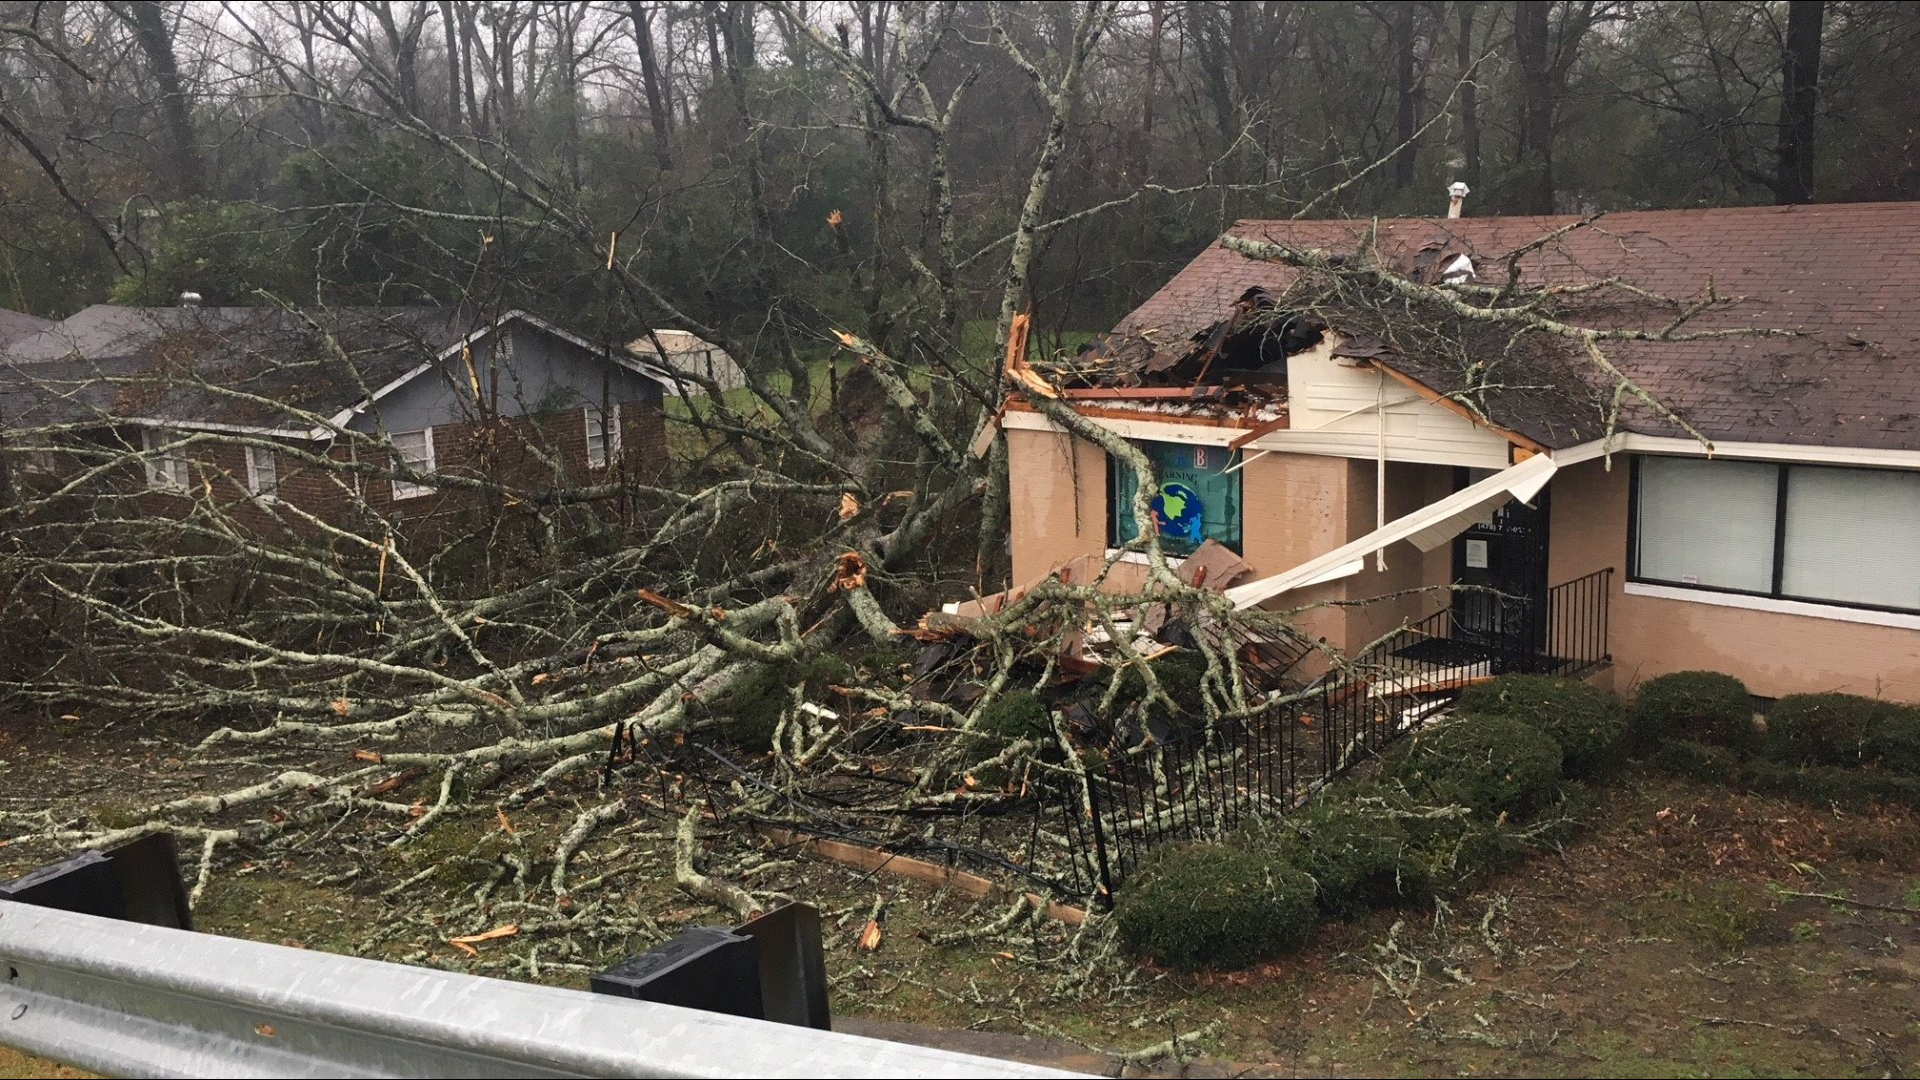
[
  {"left": 998, "top": 408, "right": 1245, "bottom": 446},
  {"left": 1555, "top": 434, "right": 1920, "bottom": 471},
  {"left": 1225, "top": 454, "right": 1558, "bottom": 609},
  {"left": 126, "top": 416, "right": 321, "bottom": 441}
]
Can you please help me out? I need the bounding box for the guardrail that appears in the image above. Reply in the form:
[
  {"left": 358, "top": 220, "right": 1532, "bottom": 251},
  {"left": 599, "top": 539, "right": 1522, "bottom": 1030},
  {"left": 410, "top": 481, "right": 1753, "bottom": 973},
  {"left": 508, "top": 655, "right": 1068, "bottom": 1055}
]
[{"left": 0, "top": 901, "right": 1086, "bottom": 1078}]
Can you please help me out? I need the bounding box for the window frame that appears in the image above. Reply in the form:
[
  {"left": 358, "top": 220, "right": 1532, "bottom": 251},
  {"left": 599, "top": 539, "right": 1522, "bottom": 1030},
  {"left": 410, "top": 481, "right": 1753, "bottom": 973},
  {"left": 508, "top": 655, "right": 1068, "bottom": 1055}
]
[
  {"left": 584, "top": 403, "right": 622, "bottom": 469},
  {"left": 389, "top": 427, "right": 437, "bottom": 501},
  {"left": 1628, "top": 454, "right": 1920, "bottom": 617},
  {"left": 245, "top": 444, "right": 279, "bottom": 502},
  {"left": 141, "top": 428, "right": 189, "bottom": 491},
  {"left": 1105, "top": 439, "right": 1244, "bottom": 557}
]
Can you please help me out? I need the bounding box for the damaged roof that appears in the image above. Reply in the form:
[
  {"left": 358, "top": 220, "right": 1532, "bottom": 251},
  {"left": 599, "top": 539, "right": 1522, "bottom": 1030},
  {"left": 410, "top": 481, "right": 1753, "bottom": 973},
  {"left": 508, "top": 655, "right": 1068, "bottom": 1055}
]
[{"left": 1102, "top": 202, "right": 1920, "bottom": 452}]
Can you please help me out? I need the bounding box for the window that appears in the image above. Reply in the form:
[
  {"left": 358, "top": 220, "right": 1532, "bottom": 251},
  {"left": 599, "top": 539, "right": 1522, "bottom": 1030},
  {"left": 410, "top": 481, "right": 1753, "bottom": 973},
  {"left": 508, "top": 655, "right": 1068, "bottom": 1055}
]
[
  {"left": 245, "top": 445, "right": 279, "bottom": 501},
  {"left": 390, "top": 428, "right": 436, "bottom": 500},
  {"left": 1108, "top": 440, "right": 1242, "bottom": 556},
  {"left": 585, "top": 404, "right": 621, "bottom": 469},
  {"left": 141, "top": 428, "right": 188, "bottom": 490},
  {"left": 1631, "top": 455, "right": 1920, "bottom": 614}
]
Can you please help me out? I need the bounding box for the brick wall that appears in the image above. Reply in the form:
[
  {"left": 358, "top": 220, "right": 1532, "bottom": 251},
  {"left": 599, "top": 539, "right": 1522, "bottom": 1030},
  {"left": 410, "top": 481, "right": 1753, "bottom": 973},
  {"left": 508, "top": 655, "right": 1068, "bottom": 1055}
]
[{"left": 104, "top": 397, "right": 670, "bottom": 542}]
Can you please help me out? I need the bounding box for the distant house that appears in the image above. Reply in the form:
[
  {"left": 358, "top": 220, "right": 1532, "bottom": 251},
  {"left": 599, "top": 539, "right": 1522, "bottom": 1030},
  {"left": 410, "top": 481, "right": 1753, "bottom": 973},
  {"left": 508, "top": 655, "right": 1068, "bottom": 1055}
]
[
  {"left": 0, "top": 303, "right": 679, "bottom": 529},
  {"left": 627, "top": 329, "right": 745, "bottom": 393},
  {"left": 0, "top": 308, "right": 51, "bottom": 348},
  {"left": 990, "top": 202, "right": 1920, "bottom": 703}
]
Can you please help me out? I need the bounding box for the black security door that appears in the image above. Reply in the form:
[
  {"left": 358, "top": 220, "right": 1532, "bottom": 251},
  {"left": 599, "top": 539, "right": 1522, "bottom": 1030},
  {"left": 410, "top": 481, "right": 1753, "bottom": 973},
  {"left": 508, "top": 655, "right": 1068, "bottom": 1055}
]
[{"left": 1451, "top": 468, "right": 1551, "bottom": 670}]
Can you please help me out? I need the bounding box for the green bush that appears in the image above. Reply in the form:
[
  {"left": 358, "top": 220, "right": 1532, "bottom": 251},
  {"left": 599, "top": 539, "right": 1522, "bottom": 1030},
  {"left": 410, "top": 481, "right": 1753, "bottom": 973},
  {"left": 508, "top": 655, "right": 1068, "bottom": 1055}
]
[
  {"left": 1864, "top": 708, "right": 1920, "bottom": 775},
  {"left": 1457, "top": 675, "right": 1628, "bottom": 778},
  {"left": 1409, "top": 816, "right": 1528, "bottom": 892},
  {"left": 1382, "top": 714, "right": 1565, "bottom": 817},
  {"left": 1632, "top": 671, "right": 1757, "bottom": 751},
  {"left": 1281, "top": 798, "right": 1430, "bottom": 916},
  {"left": 1113, "top": 840, "right": 1319, "bottom": 971},
  {"left": 1656, "top": 738, "right": 1920, "bottom": 808},
  {"left": 1765, "top": 693, "right": 1883, "bottom": 767},
  {"left": 973, "top": 689, "right": 1050, "bottom": 740}
]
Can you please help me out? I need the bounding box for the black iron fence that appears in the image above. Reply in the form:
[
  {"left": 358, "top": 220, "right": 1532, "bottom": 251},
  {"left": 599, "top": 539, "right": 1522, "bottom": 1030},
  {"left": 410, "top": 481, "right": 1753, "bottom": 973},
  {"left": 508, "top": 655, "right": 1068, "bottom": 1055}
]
[{"left": 1036, "top": 567, "right": 1616, "bottom": 903}]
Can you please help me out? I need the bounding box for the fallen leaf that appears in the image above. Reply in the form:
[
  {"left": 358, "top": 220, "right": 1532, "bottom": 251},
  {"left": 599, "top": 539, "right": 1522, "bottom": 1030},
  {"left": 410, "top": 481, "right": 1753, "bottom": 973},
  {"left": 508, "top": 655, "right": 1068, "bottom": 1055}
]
[
  {"left": 531, "top": 672, "right": 551, "bottom": 685},
  {"left": 827, "top": 209, "right": 844, "bottom": 227},
  {"left": 331, "top": 699, "right": 351, "bottom": 717},
  {"left": 254, "top": 1024, "right": 276, "bottom": 1038},
  {"left": 856, "top": 919, "right": 884, "bottom": 951},
  {"left": 838, "top": 492, "right": 860, "bottom": 520},
  {"left": 449, "top": 924, "right": 520, "bottom": 947}
]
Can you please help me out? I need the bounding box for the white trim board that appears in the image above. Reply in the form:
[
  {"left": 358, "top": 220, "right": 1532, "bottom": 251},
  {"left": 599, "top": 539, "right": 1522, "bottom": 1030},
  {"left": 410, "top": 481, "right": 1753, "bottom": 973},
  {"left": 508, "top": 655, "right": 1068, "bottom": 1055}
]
[
  {"left": 1000, "top": 407, "right": 1512, "bottom": 468},
  {"left": 999, "top": 408, "right": 1245, "bottom": 446},
  {"left": 1622, "top": 581, "right": 1920, "bottom": 632},
  {"left": 1556, "top": 434, "right": 1920, "bottom": 471}
]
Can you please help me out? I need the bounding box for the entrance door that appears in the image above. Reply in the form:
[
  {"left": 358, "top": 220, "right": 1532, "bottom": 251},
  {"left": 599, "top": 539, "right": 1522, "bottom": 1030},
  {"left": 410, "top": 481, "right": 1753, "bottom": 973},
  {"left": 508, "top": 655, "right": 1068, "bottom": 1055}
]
[{"left": 1451, "top": 468, "right": 1550, "bottom": 672}]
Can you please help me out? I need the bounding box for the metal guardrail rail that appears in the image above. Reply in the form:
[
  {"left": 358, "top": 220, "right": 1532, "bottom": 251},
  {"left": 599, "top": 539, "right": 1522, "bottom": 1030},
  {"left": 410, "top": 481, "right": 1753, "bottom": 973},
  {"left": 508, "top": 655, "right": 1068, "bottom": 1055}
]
[{"left": 0, "top": 901, "right": 1086, "bottom": 1079}]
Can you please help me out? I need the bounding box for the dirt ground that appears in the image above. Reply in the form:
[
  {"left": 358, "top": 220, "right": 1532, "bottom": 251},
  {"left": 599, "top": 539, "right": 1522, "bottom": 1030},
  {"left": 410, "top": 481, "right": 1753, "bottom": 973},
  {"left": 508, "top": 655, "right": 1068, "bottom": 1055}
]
[{"left": 2, "top": 710, "right": 1917, "bottom": 1078}]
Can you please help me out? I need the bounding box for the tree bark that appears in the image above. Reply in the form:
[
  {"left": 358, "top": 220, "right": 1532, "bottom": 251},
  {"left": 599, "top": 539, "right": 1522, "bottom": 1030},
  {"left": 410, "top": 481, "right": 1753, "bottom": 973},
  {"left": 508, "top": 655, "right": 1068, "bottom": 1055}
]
[
  {"left": 1775, "top": 0, "right": 1823, "bottom": 205},
  {"left": 1393, "top": 1, "right": 1421, "bottom": 188},
  {"left": 119, "top": 1, "right": 200, "bottom": 197},
  {"left": 438, "top": 0, "right": 461, "bottom": 129},
  {"left": 627, "top": 2, "right": 675, "bottom": 169},
  {"left": 1456, "top": 0, "right": 1481, "bottom": 184},
  {"left": 1511, "top": 0, "right": 1556, "bottom": 213}
]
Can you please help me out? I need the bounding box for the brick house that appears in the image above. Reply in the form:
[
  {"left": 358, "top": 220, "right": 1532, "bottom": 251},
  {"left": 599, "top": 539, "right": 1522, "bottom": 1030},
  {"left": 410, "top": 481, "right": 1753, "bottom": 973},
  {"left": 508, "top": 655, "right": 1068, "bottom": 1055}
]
[
  {"left": 0, "top": 305, "right": 677, "bottom": 533},
  {"left": 991, "top": 202, "right": 1920, "bottom": 703}
]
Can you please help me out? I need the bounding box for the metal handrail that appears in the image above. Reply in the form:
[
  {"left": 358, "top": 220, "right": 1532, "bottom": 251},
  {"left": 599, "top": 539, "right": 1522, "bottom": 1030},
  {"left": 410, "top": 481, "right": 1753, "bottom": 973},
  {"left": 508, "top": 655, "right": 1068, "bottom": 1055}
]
[{"left": 0, "top": 901, "right": 1085, "bottom": 1079}]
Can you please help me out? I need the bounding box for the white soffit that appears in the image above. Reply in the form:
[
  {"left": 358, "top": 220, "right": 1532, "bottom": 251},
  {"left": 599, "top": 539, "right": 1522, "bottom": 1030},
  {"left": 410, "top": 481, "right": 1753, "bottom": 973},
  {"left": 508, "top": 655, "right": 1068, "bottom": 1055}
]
[{"left": 1225, "top": 454, "right": 1559, "bottom": 609}]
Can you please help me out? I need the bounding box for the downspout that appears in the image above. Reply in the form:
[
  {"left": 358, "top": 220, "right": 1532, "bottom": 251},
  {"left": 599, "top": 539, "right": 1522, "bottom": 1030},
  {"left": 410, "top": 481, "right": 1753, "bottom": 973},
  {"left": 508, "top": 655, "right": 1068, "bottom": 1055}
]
[{"left": 1376, "top": 371, "right": 1388, "bottom": 572}]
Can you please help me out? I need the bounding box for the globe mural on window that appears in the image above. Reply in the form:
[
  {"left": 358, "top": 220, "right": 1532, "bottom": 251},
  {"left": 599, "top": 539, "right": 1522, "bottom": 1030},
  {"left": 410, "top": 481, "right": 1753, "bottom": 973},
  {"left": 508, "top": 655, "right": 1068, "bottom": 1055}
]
[{"left": 1110, "top": 440, "right": 1243, "bottom": 556}]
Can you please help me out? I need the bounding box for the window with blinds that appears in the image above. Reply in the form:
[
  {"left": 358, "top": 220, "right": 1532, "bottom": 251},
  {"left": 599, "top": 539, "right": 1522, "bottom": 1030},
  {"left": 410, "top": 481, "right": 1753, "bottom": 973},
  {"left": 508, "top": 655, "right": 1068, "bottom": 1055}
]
[{"left": 1632, "top": 456, "right": 1920, "bottom": 614}]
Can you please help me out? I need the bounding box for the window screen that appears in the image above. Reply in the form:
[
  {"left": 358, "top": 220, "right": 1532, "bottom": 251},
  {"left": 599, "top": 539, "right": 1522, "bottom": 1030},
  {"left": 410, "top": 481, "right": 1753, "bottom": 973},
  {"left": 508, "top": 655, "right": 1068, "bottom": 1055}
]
[
  {"left": 1634, "top": 456, "right": 1777, "bottom": 592},
  {"left": 1110, "top": 441, "right": 1242, "bottom": 555}
]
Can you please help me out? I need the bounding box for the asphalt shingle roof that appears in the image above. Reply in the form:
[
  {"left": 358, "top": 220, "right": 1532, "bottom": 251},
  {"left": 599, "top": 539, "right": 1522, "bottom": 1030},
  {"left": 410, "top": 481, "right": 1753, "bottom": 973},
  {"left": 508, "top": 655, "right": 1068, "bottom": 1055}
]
[{"left": 1113, "top": 202, "right": 1920, "bottom": 451}]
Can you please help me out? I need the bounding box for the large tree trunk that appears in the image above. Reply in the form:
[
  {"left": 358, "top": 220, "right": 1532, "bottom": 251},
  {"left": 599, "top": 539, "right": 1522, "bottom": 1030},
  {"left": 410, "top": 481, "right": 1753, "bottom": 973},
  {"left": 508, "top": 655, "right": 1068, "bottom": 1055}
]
[
  {"left": 1511, "top": 1, "right": 1556, "bottom": 213},
  {"left": 628, "top": 2, "right": 675, "bottom": 169},
  {"left": 438, "top": 0, "right": 461, "bottom": 129},
  {"left": 1775, "top": 0, "right": 1824, "bottom": 205},
  {"left": 1393, "top": 1, "right": 1420, "bottom": 188},
  {"left": 1457, "top": 0, "right": 1481, "bottom": 185},
  {"left": 120, "top": 1, "right": 201, "bottom": 197}
]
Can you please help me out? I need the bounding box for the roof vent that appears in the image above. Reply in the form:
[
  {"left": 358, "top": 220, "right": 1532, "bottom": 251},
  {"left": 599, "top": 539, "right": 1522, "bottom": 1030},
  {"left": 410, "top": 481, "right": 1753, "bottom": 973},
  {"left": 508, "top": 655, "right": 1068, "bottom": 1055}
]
[
  {"left": 1446, "top": 181, "right": 1470, "bottom": 219},
  {"left": 176, "top": 291, "right": 202, "bottom": 308}
]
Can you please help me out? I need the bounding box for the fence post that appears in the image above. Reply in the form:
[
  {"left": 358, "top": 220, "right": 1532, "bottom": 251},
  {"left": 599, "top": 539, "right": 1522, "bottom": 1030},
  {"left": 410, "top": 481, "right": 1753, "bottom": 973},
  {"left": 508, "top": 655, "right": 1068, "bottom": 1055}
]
[{"left": 1081, "top": 769, "right": 1116, "bottom": 909}]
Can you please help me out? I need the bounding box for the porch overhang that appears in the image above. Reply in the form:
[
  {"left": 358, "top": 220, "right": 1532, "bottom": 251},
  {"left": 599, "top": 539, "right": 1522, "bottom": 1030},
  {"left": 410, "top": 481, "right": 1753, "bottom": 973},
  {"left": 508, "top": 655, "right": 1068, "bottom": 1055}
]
[{"left": 1224, "top": 453, "right": 1560, "bottom": 609}]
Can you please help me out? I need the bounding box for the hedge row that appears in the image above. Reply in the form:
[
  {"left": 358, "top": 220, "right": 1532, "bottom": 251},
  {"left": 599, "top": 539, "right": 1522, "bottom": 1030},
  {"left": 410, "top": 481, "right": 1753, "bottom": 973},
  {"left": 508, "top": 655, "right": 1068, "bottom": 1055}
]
[{"left": 1117, "top": 674, "right": 1616, "bottom": 970}]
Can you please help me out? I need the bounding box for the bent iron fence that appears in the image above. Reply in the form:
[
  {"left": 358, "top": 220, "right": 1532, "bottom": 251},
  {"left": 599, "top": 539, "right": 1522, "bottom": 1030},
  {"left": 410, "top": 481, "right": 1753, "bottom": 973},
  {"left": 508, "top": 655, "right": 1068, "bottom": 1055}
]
[{"left": 1037, "top": 568, "right": 1614, "bottom": 903}]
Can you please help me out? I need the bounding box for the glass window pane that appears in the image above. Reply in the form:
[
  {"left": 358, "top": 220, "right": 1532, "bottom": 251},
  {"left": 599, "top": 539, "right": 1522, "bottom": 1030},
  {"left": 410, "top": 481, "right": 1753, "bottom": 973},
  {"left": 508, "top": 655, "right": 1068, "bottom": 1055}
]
[
  {"left": 1635, "top": 457, "right": 1776, "bottom": 592},
  {"left": 1782, "top": 466, "right": 1920, "bottom": 610},
  {"left": 1110, "top": 441, "right": 1241, "bottom": 555}
]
